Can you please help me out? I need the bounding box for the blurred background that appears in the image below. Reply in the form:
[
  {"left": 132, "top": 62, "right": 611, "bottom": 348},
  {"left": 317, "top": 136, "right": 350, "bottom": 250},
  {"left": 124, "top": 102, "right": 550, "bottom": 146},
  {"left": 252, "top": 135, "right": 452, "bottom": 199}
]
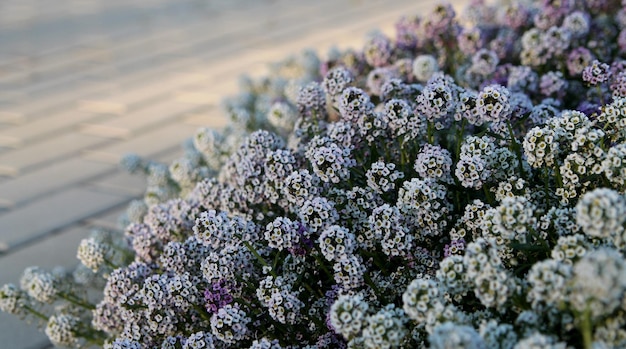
[{"left": 0, "top": 0, "right": 466, "bottom": 347}]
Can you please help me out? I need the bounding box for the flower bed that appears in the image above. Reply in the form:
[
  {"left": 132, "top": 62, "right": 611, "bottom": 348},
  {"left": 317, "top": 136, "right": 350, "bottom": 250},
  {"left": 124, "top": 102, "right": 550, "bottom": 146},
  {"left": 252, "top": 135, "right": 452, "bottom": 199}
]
[{"left": 3, "top": 0, "right": 626, "bottom": 348}]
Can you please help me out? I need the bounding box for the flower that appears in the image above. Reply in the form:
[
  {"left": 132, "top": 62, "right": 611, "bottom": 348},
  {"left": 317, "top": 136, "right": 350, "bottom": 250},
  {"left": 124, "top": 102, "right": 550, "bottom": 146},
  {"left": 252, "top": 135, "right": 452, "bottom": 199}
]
[{"left": 5, "top": 1, "right": 626, "bottom": 347}]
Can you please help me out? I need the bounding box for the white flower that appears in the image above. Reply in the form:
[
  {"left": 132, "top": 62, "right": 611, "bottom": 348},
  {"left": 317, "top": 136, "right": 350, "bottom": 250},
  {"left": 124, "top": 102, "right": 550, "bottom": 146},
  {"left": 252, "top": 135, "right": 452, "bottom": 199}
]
[{"left": 412, "top": 54, "right": 439, "bottom": 82}]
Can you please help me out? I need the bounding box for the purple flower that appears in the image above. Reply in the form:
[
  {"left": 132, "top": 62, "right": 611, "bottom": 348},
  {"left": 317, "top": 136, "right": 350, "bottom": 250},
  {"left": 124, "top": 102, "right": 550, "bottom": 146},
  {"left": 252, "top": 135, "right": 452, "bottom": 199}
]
[
  {"left": 363, "top": 33, "right": 394, "bottom": 68},
  {"left": 540, "top": 71, "right": 568, "bottom": 99},
  {"left": 323, "top": 66, "right": 354, "bottom": 102},
  {"left": 297, "top": 82, "right": 327, "bottom": 119},
  {"left": 611, "top": 71, "right": 626, "bottom": 97},
  {"left": 444, "top": 238, "right": 466, "bottom": 257},
  {"left": 204, "top": 280, "right": 234, "bottom": 314},
  {"left": 421, "top": 2, "right": 457, "bottom": 38},
  {"left": 567, "top": 47, "right": 595, "bottom": 76},
  {"left": 583, "top": 60, "right": 612, "bottom": 85},
  {"left": 457, "top": 28, "right": 482, "bottom": 56},
  {"left": 394, "top": 15, "right": 421, "bottom": 51}
]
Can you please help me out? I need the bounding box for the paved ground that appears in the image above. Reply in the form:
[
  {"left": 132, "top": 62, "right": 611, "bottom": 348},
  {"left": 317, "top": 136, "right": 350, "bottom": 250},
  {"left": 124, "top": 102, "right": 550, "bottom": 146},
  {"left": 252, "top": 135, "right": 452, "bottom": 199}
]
[{"left": 0, "top": 0, "right": 466, "bottom": 347}]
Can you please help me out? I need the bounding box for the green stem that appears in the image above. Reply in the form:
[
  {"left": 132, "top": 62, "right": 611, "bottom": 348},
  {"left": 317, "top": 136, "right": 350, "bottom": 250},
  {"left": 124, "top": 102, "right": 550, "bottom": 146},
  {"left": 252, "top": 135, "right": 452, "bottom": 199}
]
[
  {"left": 23, "top": 304, "right": 48, "bottom": 321},
  {"left": 193, "top": 304, "right": 212, "bottom": 322},
  {"left": 507, "top": 121, "right": 525, "bottom": 178},
  {"left": 580, "top": 307, "right": 593, "bottom": 349},
  {"left": 427, "top": 122, "right": 435, "bottom": 145},
  {"left": 311, "top": 248, "right": 334, "bottom": 281},
  {"left": 58, "top": 292, "right": 95, "bottom": 310},
  {"left": 363, "top": 272, "right": 387, "bottom": 304},
  {"left": 104, "top": 259, "right": 119, "bottom": 270},
  {"left": 242, "top": 241, "right": 277, "bottom": 278}
]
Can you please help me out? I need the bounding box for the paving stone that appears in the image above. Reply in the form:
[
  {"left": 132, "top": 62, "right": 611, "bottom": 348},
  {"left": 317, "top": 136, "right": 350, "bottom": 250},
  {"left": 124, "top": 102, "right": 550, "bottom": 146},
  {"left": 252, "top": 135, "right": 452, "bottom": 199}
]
[
  {"left": 0, "top": 314, "right": 50, "bottom": 349},
  {"left": 0, "top": 81, "right": 116, "bottom": 124},
  {"left": 0, "top": 157, "right": 116, "bottom": 208},
  {"left": 181, "top": 107, "right": 229, "bottom": 129},
  {"left": 79, "top": 99, "right": 206, "bottom": 139},
  {"left": 78, "top": 79, "right": 179, "bottom": 115},
  {"left": 0, "top": 187, "right": 129, "bottom": 252},
  {"left": 0, "top": 107, "right": 117, "bottom": 148},
  {"left": 88, "top": 169, "right": 148, "bottom": 197},
  {"left": 85, "top": 204, "right": 129, "bottom": 231},
  {"left": 0, "top": 225, "right": 87, "bottom": 288},
  {"left": 81, "top": 121, "right": 198, "bottom": 164},
  {"left": 0, "top": 131, "right": 112, "bottom": 175}
]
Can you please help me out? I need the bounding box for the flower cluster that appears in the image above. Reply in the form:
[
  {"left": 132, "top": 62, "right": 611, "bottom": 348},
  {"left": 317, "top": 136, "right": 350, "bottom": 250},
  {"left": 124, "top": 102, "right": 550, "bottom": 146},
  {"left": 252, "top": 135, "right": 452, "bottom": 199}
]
[{"left": 5, "top": 1, "right": 626, "bottom": 348}]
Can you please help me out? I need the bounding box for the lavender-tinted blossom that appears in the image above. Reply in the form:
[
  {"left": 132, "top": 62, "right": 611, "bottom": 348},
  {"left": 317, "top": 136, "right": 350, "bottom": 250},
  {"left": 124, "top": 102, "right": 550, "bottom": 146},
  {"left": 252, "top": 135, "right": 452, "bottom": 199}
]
[
  {"left": 397, "top": 177, "right": 451, "bottom": 237},
  {"left": 183, "top": 331, "right": 216, "bottom": 349},
  {"left": 379, "top": 79, "right": 417, "bottom": 102},
  {"left": 383, "top": 98, "right": 426, "bottom": 141},
  {"left": 77, "top": 237, "right": 110, "bottom": 272},
  {"left": 394, "top": 15, "right": 421, "bottom": 51},
  {"left": 583, "top": 60, "right": 612, "bottom": 85},
  {"left": 610, "top": 71, "right": 626, "bottom": 97},
  {"left": 256, "top": 276, "right": 304, "bottom": 325},
  {"left": 249, "top": 338, "right": 283, "bottom": 349},
  {"left": 210, "top": 303, "right": 251, "bottom": 343},
  {"left": 469, "top": 49, "right": 499, "bottom": 77},
  {"left": 265, "top": 216, "right": 302, "bottom": 252},
  {"left": 415, "top": 73, "right": 459, "bottom": 129},
  {"left": 298, "top": 196, "right": 339, "bottom": 233},
  {"left": 338, "top": 87, "right": 374, "bottom": 122},
  {"left": 563, "top": 11, "right": 590, "bottom": 38},
  {"left": 297, "top": 82, "right": 327, "bottom": 119},
  {"left": 318, "top": 225, "right": 357, "bottom": 262},
  {"left": 365, "top": 160, "right": 404, "bottom": 194},
  {"left": 367, "top": 203, "right": 412, "bottom": 257},
  {"left": 507, "top": 65, "right": 538, "bottom": 94},
  {"left": 456, "top": 155, "right": 489, "bottom": 189},
  {"left": 414, "top": 144, "right": 453, "bottom": 183},
  {"left": 421, "top": 2, "right": 457, "bottom": 38},
  {"left": 567, "top": 47, "right": 595, "bottom": 76},
  {"left": 500, "top": 2, "right": 530, "bottom": 30},
  {"left": 363, "top": 33, "right": 394, "bottom": 68},
  {"left": 540, "top": 71, "right": 568, "bottom": 99},
  {"left": 457, "top": 27, "right": 482, "bottom": 55},
  {"left": 476, "top": 84, "right": 511, "bottom": 122},
  {"left": 305, "top": 137, "right": 355, "bottom": 184},
  {"left": 366, "top": 67, "right": 398, "bottom": 96},
  {"left": 323, "top": 66, "right": 354, "bottom": 102},
  {"left": 333, "top": 254, "right": 366, "bottom": 291}
]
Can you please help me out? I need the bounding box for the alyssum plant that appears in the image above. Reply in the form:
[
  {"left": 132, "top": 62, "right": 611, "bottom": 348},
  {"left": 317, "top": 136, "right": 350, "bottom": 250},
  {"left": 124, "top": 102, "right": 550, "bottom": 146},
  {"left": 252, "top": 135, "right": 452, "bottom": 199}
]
[{"left": 3, "top": 0, "right": 626, "bottom": 347}]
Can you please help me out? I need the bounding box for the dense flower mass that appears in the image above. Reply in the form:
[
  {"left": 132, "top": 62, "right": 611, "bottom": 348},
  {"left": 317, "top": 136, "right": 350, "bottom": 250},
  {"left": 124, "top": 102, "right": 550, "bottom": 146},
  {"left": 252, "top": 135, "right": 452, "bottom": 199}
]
[{"left": 5, "top": 0, "right": 626, "bottom": 348}]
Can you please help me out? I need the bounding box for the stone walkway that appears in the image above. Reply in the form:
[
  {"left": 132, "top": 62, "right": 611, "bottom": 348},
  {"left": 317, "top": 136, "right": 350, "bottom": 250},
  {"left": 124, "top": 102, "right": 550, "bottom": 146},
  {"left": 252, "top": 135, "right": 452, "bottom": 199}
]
[{"left": 0, "top": 0, "right": 466, "bottom": 347}]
